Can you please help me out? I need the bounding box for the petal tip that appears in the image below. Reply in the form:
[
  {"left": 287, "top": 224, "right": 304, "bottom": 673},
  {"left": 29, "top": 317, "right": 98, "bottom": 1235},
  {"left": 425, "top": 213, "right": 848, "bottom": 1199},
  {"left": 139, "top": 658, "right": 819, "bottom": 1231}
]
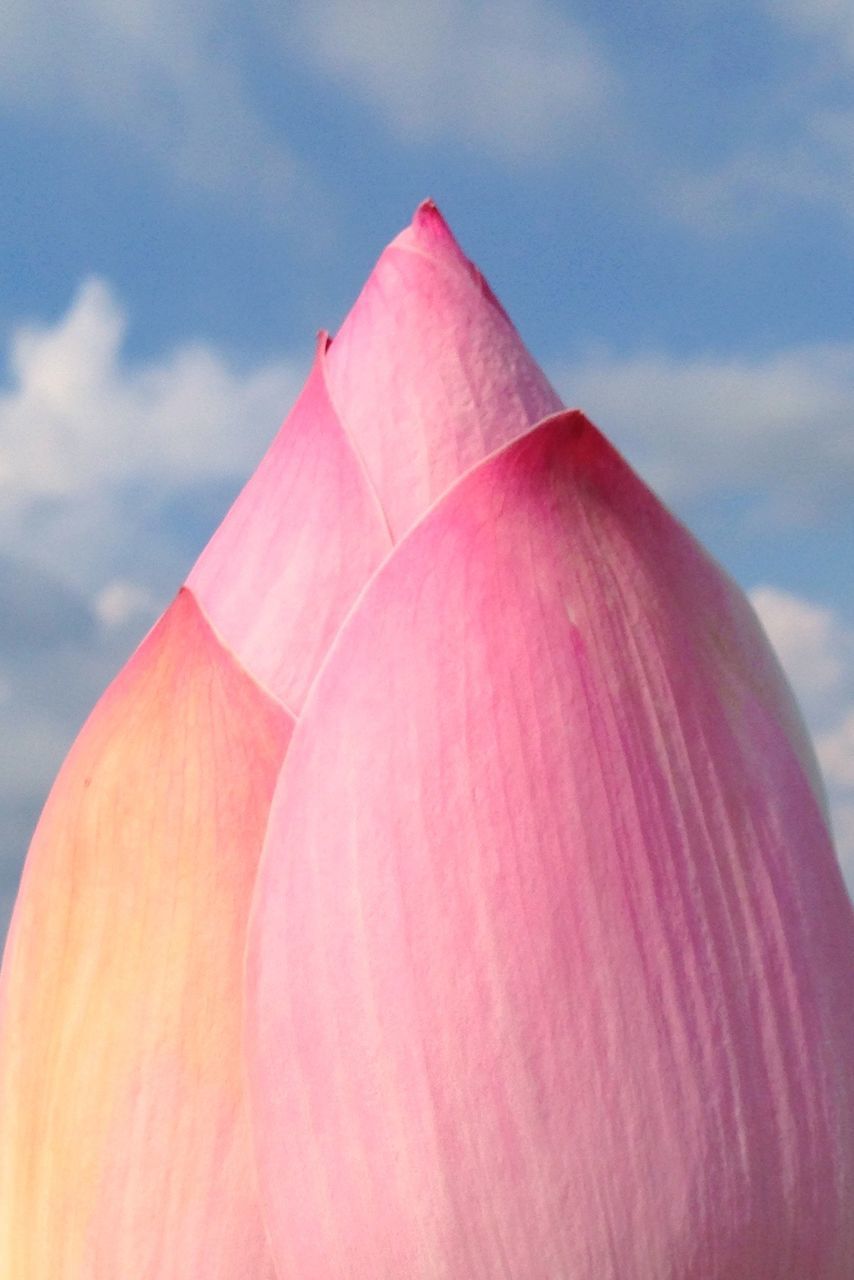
[
  {"left": 518, "top": 408, "right": 610, "bottom": 469},
  {"left": 412, "top": 196, "right": 450, "bottom": 235},
  {"left": 390, "top": 198, "right": 515, "bottom": 325},
  {"left": 392, "top": 197, "right": 466, "bottom": 263}
]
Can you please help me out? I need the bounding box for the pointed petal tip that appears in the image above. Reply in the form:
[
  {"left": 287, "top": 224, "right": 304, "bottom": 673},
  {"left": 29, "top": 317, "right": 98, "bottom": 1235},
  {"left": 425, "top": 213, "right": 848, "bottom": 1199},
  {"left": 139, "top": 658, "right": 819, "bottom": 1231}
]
[
  {"left": 412, "top": 196, "right": 450, "bottom": 235},
  {"left": 387, "top": 198, "right": 516, "bottom": 333},
  {"left": 186, "top": 339, "right": 391, "bottom": 712},
  {"left": 391, "top": 197, "right": 467, "bottom": 263},
  {"left": 323, "top": 199, "right": 562, "bottom": 537},
  {"left": 511, "top": 407, "right": 615, "bottom": 479},
  {"left": 541, "top": 406, "right": 597, "bottom": 435}
]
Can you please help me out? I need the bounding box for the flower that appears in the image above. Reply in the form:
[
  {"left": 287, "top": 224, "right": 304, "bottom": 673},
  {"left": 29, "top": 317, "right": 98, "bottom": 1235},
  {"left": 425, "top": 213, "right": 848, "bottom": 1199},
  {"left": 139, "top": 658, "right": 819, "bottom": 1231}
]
[{"left": 2, "top": 203, "right": 853, "bottom": 1278}]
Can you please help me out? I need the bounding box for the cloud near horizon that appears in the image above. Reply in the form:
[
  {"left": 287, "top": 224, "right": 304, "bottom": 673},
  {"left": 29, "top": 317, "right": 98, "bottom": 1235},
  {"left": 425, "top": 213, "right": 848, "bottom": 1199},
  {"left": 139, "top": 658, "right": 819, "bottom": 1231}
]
[{"left": 558, "top": 342, "right": 854, "bottom": 520}]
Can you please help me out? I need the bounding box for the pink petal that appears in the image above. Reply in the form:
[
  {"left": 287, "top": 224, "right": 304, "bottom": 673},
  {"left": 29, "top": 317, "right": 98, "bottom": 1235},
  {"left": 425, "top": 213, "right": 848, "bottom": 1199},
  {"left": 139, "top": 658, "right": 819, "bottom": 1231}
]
[
  {"left": 188, "top": 335, "right": 392, "bottom": 711},
  {"left": 0, "top": 590, "right": 291, "bottom": 1278},
  {"left": 324, "top": 199, "right": 562, "bottom": 538},
  {"left": 246, "top": 413, "right": 854, "bottom": 1279},
  {"left": 190, "top": 204, "right": 560, "bottom": 710}
]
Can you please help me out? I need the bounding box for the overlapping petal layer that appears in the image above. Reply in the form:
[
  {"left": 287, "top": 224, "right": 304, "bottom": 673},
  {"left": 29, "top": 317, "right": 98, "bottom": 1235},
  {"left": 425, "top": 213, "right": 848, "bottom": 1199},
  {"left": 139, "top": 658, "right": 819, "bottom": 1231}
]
[
  {"left": 246, "top": 414, "right": 854, "bottom": 1279},
  {"left": 188, "top": 337, "right": 392, "bottom": 712},
  {"left": 1, "top": 202, "right": 569, "bottom": 1274},
  {"left": 0, "top": 590, "right": 291, "bottom": 1278},
  {"left": 188, "top": 203, "right": 559, "bottom": 709}
]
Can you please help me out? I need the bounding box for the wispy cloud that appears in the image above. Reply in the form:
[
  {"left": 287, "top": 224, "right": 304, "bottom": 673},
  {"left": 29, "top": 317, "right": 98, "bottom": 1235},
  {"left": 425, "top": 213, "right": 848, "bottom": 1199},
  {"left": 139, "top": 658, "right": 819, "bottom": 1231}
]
[
  {"left": 666, "top": 2, "right": 854, "bottom": 233},
  {"left": 558, "top": 341, "right": 854, "bottom": 517},
  {"left": 750, "top": 585, "right": 854, "bottom": 883},
  {"left": 770, "top": 0, "right": 854, "bottom": 56},
  {"left": 0, "top": 277, "right": 305, "bottom": 599},
  {"left": 750, "top": 587, "right": 851, "bottom": 712},
  {"left": 264, "top": 0, "right": 617, "bottom": 163},
  {"left": 0, "top": 0, "right": 619, "bottom": 224},
  {"left": 0, "top": 279, "right": 301, "bottom": 501},
  {"left": 669, "top": 121, "right": 854, "bottom": 236},
  {"left": 0, "top": 0, "right": 305, "bottom": 214}
]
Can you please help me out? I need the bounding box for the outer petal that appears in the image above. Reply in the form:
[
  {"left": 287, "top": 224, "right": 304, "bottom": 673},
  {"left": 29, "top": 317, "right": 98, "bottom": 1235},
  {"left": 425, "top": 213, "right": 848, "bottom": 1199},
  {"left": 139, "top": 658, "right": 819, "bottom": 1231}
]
[
  {"left": 188, "top": 335, "right": 392, "bottom": 710},
  {"left": 0, "top": 590, "right": 292, "bottom": 1278},
  {"left": 324, "top": 199, "right": 562, "bottom": 537},
  {"left": 246, "top": 414, "right": 854, "bottom": 1279}
]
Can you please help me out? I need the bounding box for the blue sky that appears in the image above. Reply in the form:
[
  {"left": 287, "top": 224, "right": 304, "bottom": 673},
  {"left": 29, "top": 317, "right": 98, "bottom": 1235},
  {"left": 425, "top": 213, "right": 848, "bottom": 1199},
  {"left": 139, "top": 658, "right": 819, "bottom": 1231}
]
[{"left": 1, "top": 0, "right": 853, "bottom": 931}]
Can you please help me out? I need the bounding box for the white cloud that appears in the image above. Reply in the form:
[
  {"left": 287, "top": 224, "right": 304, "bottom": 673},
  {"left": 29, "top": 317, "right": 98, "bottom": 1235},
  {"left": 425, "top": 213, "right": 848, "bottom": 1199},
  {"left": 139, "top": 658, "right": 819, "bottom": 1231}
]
[
  {"left": 668, "top": 124, "right": 854, "bottom": 235},
  {"left": 817, "top": 712, "right": 854, "bottom": 791},
  {"left": 0, "top": 279, "right": 311, "bottom": 612},
  {"left": 558, "top": 342, "right": 854, "bottom": 516},
  {"left": 0, "top": 0, "right": 304, "bottom": 212},
  {"left": 265, "top": 0, "right": 616, "bottom": 162},
  {"left": 0, "top": 278, "right": 301, "bottom": 501},
  {"left": 750, "top": 585, "right": 854, "bottom": 887},
  {"left": 747, "top": 587, "right": 850, "bottom": 710},
  {"left": 94, "top": 580, "right": 160, "bottom": 630},
  {"left": 0, "top": 0, "right": 618, "bottom": 198},
  {"left": 0, "top": 277, "right": 305, "bottom": 611}
]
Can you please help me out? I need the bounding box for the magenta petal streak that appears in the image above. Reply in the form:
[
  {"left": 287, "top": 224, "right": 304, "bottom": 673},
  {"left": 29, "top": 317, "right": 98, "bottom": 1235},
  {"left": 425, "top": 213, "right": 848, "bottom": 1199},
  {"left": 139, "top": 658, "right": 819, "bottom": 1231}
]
[{"left": 246, "top": 414, "right": 854, "bottom": 1279}]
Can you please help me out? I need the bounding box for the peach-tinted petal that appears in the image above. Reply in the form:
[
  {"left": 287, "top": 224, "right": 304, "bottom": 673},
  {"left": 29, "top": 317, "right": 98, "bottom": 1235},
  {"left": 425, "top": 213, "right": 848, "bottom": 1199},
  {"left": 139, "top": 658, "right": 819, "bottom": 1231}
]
[
  {"left": 324, "top": 200, "right": 562, "bottom": 538},
  {"left": 188, "top": 336, "right": 392, "bottom": 710},
  {"left": 246, "top": 414, "right": 854, "bottom": 1279},
  {"left": 0, "top": 589, "right": 291, "bottom": 1278}
]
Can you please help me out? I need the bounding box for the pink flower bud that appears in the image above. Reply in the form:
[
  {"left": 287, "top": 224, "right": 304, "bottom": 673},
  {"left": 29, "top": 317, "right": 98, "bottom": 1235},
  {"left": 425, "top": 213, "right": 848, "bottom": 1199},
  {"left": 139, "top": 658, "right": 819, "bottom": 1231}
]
[{"left": 2, "top": 205, "right": 851, "bottom": 1278}]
